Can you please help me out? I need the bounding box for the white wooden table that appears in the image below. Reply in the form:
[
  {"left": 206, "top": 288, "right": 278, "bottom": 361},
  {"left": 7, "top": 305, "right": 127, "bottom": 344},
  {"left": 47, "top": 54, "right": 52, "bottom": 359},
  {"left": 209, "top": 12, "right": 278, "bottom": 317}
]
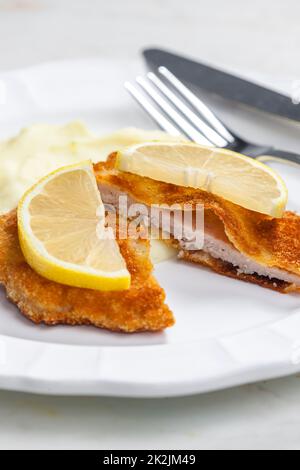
[{"left": 1, "top": 0, "right": 300, "bottom": 450}]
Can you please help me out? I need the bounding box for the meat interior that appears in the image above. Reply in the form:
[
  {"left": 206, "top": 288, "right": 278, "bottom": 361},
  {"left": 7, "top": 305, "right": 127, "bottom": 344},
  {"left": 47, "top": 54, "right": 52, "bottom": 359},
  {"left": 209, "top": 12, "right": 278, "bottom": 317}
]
[{"left": 99, "top": 182, "right": 300, "bottom": 287}]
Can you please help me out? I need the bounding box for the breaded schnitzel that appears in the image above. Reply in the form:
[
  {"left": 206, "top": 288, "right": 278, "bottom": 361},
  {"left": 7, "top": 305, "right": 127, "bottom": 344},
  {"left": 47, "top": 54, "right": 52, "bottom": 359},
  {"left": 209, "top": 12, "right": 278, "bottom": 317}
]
[
  {"left": 0, "top": 211, "right": 174, "bottom": 332},
  {"left": 95, "top": 154, "right": 300, "bottom": 293}
]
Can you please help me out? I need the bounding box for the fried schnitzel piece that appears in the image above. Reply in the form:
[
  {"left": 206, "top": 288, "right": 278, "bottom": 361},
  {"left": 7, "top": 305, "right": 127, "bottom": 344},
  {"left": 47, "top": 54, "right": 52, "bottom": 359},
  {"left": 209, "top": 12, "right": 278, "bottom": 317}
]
[
  {"left": 95, "top": 154, "right": 300, "bottom": 293},
  {"left": 0, "top": 211, "right": 174, "bottom": 332}
]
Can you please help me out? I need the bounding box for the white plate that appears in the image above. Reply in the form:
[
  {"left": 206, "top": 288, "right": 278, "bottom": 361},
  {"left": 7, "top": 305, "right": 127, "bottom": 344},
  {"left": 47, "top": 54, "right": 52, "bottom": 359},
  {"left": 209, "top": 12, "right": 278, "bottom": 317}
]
[{"left": 1, "top": 58, "right": 300, "bottom": 397}]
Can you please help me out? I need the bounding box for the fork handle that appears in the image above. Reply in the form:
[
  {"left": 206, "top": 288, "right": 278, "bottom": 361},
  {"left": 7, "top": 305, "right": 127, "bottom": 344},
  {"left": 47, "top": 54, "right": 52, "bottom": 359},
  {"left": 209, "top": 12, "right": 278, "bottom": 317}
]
[{"left": 257, "top": 149, "right": 300, "bottom": 168}]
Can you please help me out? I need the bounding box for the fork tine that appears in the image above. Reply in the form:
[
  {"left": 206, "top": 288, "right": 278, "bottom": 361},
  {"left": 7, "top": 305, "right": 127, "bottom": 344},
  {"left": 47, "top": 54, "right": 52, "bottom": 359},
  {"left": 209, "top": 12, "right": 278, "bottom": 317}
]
[
  {"left": 159, "top": 66, "right": 235, "bottom": 144},
  {"left": 124, "top": 82, "right": 182, "bottom": 137},
  {"left": 147, "top": 72, "right": 227, "bottom": 147},
  {"left": 136, "top": 76, "right": 213, "bottom": 146}
]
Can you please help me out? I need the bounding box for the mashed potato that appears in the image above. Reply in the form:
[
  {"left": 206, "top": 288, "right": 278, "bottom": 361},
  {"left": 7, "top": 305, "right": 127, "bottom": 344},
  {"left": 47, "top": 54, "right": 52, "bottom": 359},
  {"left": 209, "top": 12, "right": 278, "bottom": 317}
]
[{"left": 0, "top": 121, "right": 179, "bottom": 262}]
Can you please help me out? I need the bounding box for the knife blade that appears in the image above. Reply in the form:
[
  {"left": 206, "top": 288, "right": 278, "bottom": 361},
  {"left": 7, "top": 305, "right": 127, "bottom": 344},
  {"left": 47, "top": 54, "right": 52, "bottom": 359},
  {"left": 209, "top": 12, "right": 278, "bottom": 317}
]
[{"left": 143, "top": 48, "right": 300, "bottom": 122}]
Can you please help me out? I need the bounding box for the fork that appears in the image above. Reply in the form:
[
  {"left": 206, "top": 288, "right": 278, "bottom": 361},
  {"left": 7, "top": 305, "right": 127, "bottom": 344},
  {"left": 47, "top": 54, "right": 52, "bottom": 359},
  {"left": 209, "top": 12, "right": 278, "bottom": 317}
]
[{"left": 125, "top": 66, "right": 300, "bottom": 166}]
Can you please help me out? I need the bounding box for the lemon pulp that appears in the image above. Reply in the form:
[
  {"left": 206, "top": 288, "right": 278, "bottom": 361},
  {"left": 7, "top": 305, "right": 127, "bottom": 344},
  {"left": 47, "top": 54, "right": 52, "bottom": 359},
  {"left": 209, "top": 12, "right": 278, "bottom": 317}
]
[
  {"left": 18, "top": 161, "right": 130, "bottom": 291},
  {"left": 116, "top": 142, "right": 288, "bottom": 217}
]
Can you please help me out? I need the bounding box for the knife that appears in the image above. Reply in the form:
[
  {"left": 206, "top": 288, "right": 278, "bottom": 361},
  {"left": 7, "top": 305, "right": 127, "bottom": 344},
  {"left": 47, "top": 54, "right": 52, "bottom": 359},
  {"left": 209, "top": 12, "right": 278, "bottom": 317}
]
[{"left": 143, "top": 48, "right": 300, "bottom": 122}]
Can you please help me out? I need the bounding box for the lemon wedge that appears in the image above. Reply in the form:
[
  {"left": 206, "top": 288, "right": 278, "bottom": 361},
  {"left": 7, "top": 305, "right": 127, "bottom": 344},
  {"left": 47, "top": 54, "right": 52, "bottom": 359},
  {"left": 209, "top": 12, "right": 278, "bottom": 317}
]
[
  {"left": 18, "top": 161, "right": 130, "bottom": 291},
  {"left": 116, "top": 142, "right": 288, "bottom": 217}
]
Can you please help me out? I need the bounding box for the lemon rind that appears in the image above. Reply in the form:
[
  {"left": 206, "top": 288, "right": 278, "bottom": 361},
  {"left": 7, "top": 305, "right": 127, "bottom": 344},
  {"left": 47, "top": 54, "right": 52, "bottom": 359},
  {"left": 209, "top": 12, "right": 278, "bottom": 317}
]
[
  {"left": 18, "top": 161, "right": 131, "bottom": 292},
  {"left": 116, "top": 142, "right": 288, "bottom": 218}
]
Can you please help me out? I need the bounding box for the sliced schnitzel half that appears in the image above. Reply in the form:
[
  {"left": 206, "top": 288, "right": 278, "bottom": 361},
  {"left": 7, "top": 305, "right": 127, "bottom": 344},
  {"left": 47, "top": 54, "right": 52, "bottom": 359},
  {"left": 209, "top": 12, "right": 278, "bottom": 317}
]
[
  {"left": 95, "top": 154, "right": 300, "bottom": 293},
  {"left": 0, "top": 211, "right": 174, "bottom": 332}
]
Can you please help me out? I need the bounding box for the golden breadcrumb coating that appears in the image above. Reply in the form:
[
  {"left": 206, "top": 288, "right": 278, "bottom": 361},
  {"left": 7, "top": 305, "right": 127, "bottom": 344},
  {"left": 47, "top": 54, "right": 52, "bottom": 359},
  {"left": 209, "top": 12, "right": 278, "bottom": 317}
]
[
  {"left": 94, "top": 155, "right": 300, "bottom": 293},
  {"left": 0, "top": 211, "right": 174, "bottom": 332}
]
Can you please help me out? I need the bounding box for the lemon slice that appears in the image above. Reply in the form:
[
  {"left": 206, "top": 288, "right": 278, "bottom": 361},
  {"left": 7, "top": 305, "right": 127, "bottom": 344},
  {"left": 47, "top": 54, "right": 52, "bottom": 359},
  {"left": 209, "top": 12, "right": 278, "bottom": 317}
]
[
  {"left": 116, "top": 142, "right": 288, "bottom": 217},
  {"left": 18, "top": 161, "right": 130, "bottom": 291}
]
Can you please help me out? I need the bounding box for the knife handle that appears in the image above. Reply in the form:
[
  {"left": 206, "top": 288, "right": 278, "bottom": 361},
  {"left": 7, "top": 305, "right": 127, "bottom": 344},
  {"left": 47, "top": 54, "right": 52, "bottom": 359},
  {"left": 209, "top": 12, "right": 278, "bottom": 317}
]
[{"left": 257, "top": 150, "right": 300, "bottom": 168}]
